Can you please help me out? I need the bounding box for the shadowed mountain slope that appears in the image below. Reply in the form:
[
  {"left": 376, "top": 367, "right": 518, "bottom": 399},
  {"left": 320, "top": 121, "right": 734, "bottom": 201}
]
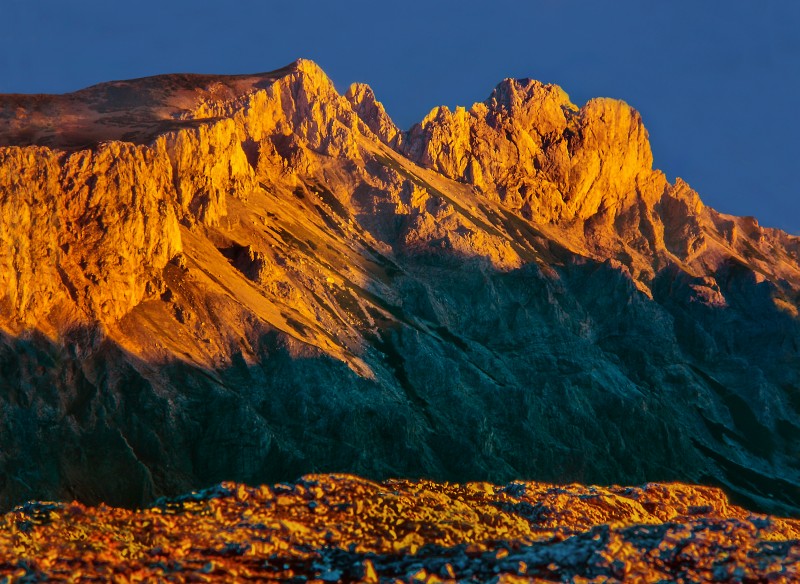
[{"left": 1, "top": 59, "right": 800, "bottom": 515}]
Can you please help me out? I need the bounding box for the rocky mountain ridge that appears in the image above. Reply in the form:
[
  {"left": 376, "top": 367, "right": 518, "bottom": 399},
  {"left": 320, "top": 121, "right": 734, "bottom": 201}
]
[{"left": 1, "top": 59, "right": 799, "bottom": 516}]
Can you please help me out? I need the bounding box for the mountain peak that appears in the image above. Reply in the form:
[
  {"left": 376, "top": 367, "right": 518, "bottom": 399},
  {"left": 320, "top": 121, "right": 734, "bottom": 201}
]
[
  {"left": 290, "top": 58, "right": 338, "bottom": 93},
  {"left": 488, "top": 77, "right": 573, "bottom": 113},
  {"left": 345, "top": 82, "right": 401, "bottom": 146},
  {"left": 292, "top": 57, "right": 326, "bottom": 77},
  {"left": 397, "top": 75, "right": 655, "bottom": 234}
]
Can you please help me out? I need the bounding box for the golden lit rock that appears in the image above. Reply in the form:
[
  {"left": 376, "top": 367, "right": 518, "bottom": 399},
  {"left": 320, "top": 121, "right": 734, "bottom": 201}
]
[{"left": 2, "top": 475, "right": 798, "bottom": 581}]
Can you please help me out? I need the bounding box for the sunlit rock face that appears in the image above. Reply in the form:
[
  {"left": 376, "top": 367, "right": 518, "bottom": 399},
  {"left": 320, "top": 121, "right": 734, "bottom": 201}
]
[
  {"left": 1, "top": 60, "right": 800, "bottom": 517},
  {"left": 4, "top": 475, "right": 800, "bottom": 581}
]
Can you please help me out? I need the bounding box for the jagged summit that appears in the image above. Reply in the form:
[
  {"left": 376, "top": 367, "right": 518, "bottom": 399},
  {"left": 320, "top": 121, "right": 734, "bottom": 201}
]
[
  {"left": 1, "top": 60, "right": 800, "bottom": 516},
  {"left": 345, "top": 81, "right": 401, "bottom": 146}
]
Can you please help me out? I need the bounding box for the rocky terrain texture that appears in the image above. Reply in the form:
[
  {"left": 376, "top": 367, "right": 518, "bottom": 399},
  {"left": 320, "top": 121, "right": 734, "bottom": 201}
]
[
  {"left": 3, "top": 474, "right": 799, "bottom": 582},
  {"left": 1, "top": 60, "right": 800, "bottom": 517}
]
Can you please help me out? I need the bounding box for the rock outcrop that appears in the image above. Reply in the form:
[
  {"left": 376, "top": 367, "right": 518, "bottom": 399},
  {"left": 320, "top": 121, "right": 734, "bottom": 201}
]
[
  {"left": 0, "top": 143, "right": 181, "bottom": 328},
  {"left": 1, "top": 60, "right": 800, "bottom": 518},
  {"left": 4, "top": 475, "right": 800, "bottom": 582}
]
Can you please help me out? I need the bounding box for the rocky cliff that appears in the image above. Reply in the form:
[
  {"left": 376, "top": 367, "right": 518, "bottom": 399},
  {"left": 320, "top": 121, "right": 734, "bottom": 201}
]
[{"left": 1, "top": 59, "right": 800, "bottom": 516}]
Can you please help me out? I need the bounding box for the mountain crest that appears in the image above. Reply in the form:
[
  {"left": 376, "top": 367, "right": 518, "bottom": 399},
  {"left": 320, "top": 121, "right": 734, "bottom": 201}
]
[
  {"left": 2, "top": 59, "right": 798, "bottom": 328},
  {"left": 487, "top": 77, "right": 574, "bottom": 125}
]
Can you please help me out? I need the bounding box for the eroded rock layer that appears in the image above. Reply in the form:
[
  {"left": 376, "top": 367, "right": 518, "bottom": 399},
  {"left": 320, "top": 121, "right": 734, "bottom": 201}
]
[
  {"left": 2, "top": 475, "right": 799, "bottom": 582},
  {"left": 1, "top": 60, "right": 800, "bottom": 515}
]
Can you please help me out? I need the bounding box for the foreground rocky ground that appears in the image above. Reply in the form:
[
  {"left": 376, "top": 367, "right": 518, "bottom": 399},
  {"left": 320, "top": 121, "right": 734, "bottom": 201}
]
[{"left": 2, "top": 474, "right": 798, "bottom": 582}]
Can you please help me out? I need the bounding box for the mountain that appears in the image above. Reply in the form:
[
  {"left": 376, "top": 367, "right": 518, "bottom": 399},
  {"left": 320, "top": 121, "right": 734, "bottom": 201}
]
[{"left": 1, "top": 59, "right": 799, "bottom": 515}]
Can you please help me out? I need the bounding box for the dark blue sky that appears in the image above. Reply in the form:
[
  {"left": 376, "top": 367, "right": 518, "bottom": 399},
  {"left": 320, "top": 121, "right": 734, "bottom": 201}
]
[{"left": 3, "top": 1, "right": 799, "bottom": 233}]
